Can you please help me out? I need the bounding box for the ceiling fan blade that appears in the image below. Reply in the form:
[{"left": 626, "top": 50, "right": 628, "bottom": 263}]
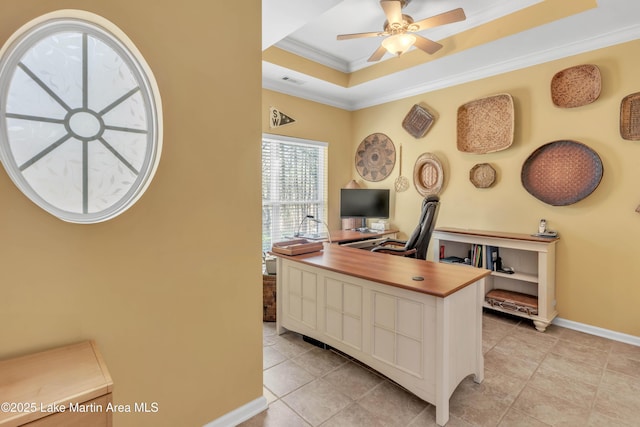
[
  {"left": 413, "top": 35, "right": 443, "bottom": 55},
  {"left": 412, "top": 8, "right": 466, "bottom": 32},
  {"left": 368, "top": 45, "right": 387, "bottom": 62},
  {"left": 337, "top": 31, "right": 382, "bottom": 40},
  {"left": 380, "top": 0, "right": 403, "bottom": 26}
]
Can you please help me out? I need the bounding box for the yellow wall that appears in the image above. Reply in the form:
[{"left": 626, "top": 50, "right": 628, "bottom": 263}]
[
  {"left": 262, "top": 90, "right": 353, "bottom": 230},
  {"left": 261, "top": 41, "right": 640, "bottom": 337},
  {"left": 0, "top": 2, "right": 263, "bottom": 426},
  {"left": 352, "top": 40, "right": 640, "bottom": 336}
]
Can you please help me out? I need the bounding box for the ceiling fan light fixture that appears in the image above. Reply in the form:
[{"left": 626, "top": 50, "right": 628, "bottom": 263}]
[{"left": 381, "top": 33, "right": 416, "bottom": 56}]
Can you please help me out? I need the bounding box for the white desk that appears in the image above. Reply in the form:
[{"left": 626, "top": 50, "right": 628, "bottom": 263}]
[{"left": 274, "top": 244, "right": 490, "bottom": 426}]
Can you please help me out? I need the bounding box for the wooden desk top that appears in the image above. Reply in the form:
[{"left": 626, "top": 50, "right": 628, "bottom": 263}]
[{"left": 276, "top": 244, "right": 490, "bottom": 298}]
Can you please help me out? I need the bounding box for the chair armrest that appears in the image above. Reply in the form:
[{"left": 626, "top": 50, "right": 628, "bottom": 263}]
[
  {"left": 371, "top": 246, "right": 417, "bottom": 256},
  {"left": 374, "top": 238, "right": 407, "bottom": 247}
]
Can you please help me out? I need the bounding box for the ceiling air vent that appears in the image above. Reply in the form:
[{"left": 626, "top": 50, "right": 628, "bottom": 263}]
[{"left": 281, "top": 76, "right": 305, "bottom": 85}]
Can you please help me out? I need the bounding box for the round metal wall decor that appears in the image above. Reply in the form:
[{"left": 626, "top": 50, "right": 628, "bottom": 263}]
[
  {"left": 355, "top": 133, "right": 396, "bottom": 182},
  {"left": 521, "top": 140, "right": 603, "bottom": 206}
]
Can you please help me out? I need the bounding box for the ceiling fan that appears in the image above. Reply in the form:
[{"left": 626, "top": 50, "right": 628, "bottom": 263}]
[{"left": 337, "top": 0, "right": 466, "bottom": 62}]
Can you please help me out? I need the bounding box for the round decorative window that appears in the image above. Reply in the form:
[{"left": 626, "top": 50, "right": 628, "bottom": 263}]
[{"left": 0, "top": 10, "right": 162, "bottom": 223}]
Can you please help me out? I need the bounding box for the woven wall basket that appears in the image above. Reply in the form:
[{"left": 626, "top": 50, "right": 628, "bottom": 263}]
[
  {"left": 457, "top": 93, "right": 514, "bottom": 154},
  {"left": 402, "top": 104, "right": 434, "bottom": 138},
  {"left": 413, "top": 153, "right": 444, "bottom": 196},
  {"left": 521, "top": 140, "right": 603, "bottom": 206},
  {"left": 551, "top": 64, "right": 601, "bottom": 108},
  {"left": 620, "top": 92, "right": 640, "bottom": 140},
  {"left": 355, "top": 133, "right": 396, "bottom": 182},
  {"left": 470, "top": 163, "right": 496, "bottom": 188}
]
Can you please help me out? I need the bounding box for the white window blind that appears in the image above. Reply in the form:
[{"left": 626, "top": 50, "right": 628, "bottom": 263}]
[{"left": 262, "top": 134, "right": 328, "bottom": 253}]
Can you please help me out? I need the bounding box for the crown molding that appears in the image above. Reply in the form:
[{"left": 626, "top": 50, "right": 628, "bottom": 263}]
[
  {"left": 275, "top": 38, "right": 350, "bottom": 73},
  {"left": 264, "top": 21, "right": 640, "bottom": 111}
]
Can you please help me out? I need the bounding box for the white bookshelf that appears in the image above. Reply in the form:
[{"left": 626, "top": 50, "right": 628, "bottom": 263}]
[{"left": 432, "top": 228, "right": 559, "bottom": 332}]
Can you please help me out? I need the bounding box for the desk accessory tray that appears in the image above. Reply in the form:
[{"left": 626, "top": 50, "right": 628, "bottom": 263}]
[{"left": 272, "top": 239, "right": 323, "bottom": 256}]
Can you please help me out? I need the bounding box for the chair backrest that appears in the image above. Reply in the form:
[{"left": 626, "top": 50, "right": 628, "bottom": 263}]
[
  {"left": 413, "top": 196, "right": 440, "bottom": 260},
  {"left": 402, "top": 196, "right": 434, "bottom": 251}
]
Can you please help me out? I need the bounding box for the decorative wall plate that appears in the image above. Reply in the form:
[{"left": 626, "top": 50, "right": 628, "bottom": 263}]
[
  {"left": 457, "top": 94, "right": 514, "bottom": 154},
  {"left": 355, "top": 133, "right": 396, "bottom": 182},
  {"left": 551, "top": 64, "right": 601, "bottom": 108},
  {"left": 413, "top": 152, "right": 443, "bottom": 196},
  {"left": 620, "top": 92, "right": 640, "bottom": 140},
  {"left": 521, "top": 140, "right": 603, "bottom": 206},
  {"left": 402, "top": 104, "right": 434, "bottom": 138},
  {"left": 470, "top": 163, "right": 496, "bottom": 188}
]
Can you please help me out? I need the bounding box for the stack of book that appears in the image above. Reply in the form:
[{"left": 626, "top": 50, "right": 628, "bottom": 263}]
[{"left": 470, "top": 244, "right": 483, "bottom": 267}]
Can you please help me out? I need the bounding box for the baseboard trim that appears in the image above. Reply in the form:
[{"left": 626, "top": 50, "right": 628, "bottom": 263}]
[
  {"left": 553, "top": 317, "right": 640, "bottom": 346},
  {"left": 203, "top": 396, "right": 268, "bottom": 427}
]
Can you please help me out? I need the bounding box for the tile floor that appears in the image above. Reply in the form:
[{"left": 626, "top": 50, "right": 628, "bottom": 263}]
[{"left": 240, "top": 311, "right": 640, "bottom": 427}]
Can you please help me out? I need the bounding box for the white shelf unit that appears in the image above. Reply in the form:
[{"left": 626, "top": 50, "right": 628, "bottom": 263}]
[{"left": 432, "top": 228, "right": 559, "bottom": 332}]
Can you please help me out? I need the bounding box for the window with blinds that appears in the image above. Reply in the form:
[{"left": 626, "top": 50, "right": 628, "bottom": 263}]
[{"left": 262, "top": 134, "right": 328, "bottom": 253}]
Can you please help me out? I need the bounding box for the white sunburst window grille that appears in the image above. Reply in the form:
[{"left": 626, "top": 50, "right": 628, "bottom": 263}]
[{"left": 0, "top": 10, "right": 162, "bottom": 223}]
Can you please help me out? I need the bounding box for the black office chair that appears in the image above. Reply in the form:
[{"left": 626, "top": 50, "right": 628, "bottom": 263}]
[{"left": 371, "top": 195, "right": 440, "bottom": 260}]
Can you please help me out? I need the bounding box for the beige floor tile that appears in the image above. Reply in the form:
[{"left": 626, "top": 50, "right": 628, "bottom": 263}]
[
  {"left": 606, "top": 351, "right": 640, "bottom": 379},
  {"left": 270, "top": 332, "right": 316, "bottom": 359},
  {"left": 484, "top": 348, "right": 539, "bottom": 381},
  {"left": 588, "top": 409, "right": 638, "bottom": 427},
  {"left": 263, "top": 387, "right": 278, "bottom": 404},
  {"left": 492, "top": 334, "right": 551, "bottom": 364},
  {"left": 516, "top": 320, "right": 564, "bottom": 338},
  {"left": 559, "top": 328, "right": 614, "bottom": 352},
  {"left": 322, "top": 402, "right": 387, "bottom": 427},
  {"left": 508, "top": 324, "right": 559, "bottom": 349},
  {"left": 292, "top": 347, "right": 349, "bottom": 377},
  {"left": 592, "top": 382, "right": 640, "bottom": 424},
  {"left": 449, "top": 373, "right": 521, "bottom": 427},
  {"left": 599, "top": 368, "right": 640, "bottom": 394},
  {"left": 283, "top": 378, "right": 352, "bottom": 426},
  {"left": 550, "top": 339, "right": 609, "bottom": 369},
  {"left": 323, "top": 361, "right": 385, "bottom": 400},
  {"left": 536, "top": 352, "right": 603, "bottom": 386},
  {"left": 511, "top": 385, "right": 590, "bottom": 426},
  {"left": 611, "top": 341, "right": 640, "bottom": 360},
  {"left": 498, "top": 408, "right": 551, "bottom": 426},
  {"left": 527, "top": 367, "right": 598, "bottom": 410},
  {"left": 263, "top": 345, "right": 287, "bottom": 370},
  {"left": 483, "top": 318, "right": 517, "bottom": 354},
  {"left": 251, "top": 319, "right": 640, "bottom": 427},
  {"left": 357, "top": 381, "right": 428, "bottom": 427},
  {"left": 238, "top": 400, "right": 311, "bottom": 427},
  {"left": 264, "top": 360, "right": 315, "bottom": 397},
  {"left": 408, "top": 405, "right": 473, "bottom": 427}
]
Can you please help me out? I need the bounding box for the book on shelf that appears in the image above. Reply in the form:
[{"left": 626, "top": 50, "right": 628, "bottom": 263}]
[
  {"left": 469, "top": 244, "right": 483, "bottom": 268},
  {"left": 487, "top": 246, "right": 500, "bottom": 271}
]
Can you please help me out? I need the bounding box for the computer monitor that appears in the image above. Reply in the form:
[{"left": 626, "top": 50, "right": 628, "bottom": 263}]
[{"left": 340, "top": 189, "right": 390, "bottom": 224}]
